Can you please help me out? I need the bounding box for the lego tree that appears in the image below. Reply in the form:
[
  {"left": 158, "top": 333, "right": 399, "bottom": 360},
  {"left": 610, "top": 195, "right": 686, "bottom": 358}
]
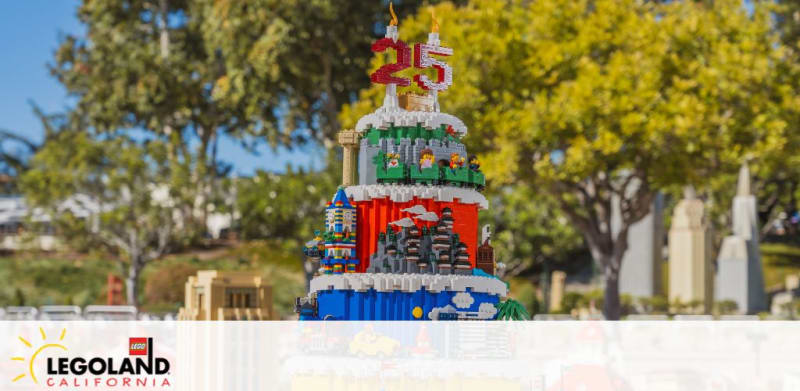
[{"left": 496, "top": 299, "right": 530, "bottom": 321}]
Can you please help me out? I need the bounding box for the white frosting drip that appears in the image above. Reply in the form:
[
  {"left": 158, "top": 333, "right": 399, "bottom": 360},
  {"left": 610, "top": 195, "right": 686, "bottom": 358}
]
[
  {"left": 355, "top": 106, "right": 468, "bottom": 136},
  {"left": 309, "top": 273, "right": 507, "bottom": 297},
  {"left": 345, "top": 184, "right": 488, "bottom": 210}
]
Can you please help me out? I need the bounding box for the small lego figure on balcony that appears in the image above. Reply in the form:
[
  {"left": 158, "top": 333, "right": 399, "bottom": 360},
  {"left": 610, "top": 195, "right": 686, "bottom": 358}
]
[
  {"left": 468, "top": 155, "right": 480, "bottom": 172},
  {"left": 449, "top": 153, "right": 464, "bottom": 170},
  {"left": 420, "top": 148, "right": 435, "bottom": 169},
  {"left": 386, "top": 152, "right": 401, "bottom": 168}
]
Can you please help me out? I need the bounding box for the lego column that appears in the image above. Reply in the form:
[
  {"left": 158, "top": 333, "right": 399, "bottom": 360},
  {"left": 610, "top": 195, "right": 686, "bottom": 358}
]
[
  {"left": 549, "top": 271, "right": 566, "bottom": 312},
  {"left": 338, "top": 130, "right": 359, "bottom": 186}
]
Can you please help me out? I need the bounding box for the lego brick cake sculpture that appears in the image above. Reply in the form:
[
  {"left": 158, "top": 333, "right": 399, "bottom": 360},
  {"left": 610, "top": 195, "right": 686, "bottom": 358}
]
[{"left": 296, "top": 5, "right": 525, "bottom": 321}]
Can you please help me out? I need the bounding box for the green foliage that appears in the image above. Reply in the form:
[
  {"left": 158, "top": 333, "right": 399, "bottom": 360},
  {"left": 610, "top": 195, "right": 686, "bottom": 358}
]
[
  {"left": 484, "top": 185, "right": 585, "bottom": 278},
  {"left": 668, "top": 297, "right": 709, "bottom": 315},
  {"left": 236, "top": 165, "right": 338, "bottom": 243},
  {"left": 51, "top": 0, "right": 458, "bottom": 187},
  {"left": 13, "top": 288, "right": 25, "bottom": 306},
  {"left": 714, "top": 300, "right": 739, "bottom": 316},
  {"left": 508, "top": 278, "right": 541, "bottom": 315},
  {"left": 137, "top": 239, "right": 306, "bottom": 318},
  {"left": 558, "top": 289, "right": 634, "bottom": 317},
  {"left": 559, "top": 292, "right": 584, "bottom": 315},
  {"left": 638, "top": 295, "right": 669, "bottom": 315},
  {"left": 340, "top": 0, "right": 796, "bottom": 319},
  {"left": 49, "top": 0, "right": 466, "bottom": 249},
  {"left": 495, "top": 298, "right": 530, "bottom": 320},
  {"left": 761, "top": 242, "right": 800, "bottom": 288},
  {"left": 143, "top": 262, "right": 199, "bottom": 313},
  {"left": 20, "top": 130, "right": 177, "bottom": 306},
  {"left": 0, "top": 255, "right": 115, "bottom": 308}
]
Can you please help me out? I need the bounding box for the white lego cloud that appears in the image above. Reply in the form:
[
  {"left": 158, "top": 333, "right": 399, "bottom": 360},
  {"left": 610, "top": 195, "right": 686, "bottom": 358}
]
[
  {"left": 390, "top": 217, "right": 416, "bottom": 228},
  {"left": 415, "top": 211, "right": 439, "bottom": 222},
  {"left": 428, "top": 304, "right": 457, "bottom": 320},
  {"left": 401, "top": 205, "right": 428, "bottom": 215},
  {"left": 477, "top": 302, "right": 498, "bottom": 319},
  {"left": 452, "top": 292, "right": 475, "bottom": 309}
]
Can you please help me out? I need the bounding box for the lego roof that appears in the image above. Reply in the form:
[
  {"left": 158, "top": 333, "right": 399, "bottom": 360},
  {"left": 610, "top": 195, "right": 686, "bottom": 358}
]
[{"left": 327, "top": 188, "right": 355, "bottom": 210}]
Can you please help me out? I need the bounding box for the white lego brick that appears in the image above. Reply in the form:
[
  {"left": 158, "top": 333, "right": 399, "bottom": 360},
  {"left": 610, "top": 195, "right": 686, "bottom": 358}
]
[
  {"left": 355, "top": 106, "right": 468, "bottom": 136},
  {"left": 308, "top": 273, "right": 507, "bottom": 297},
  {"left": 345, "top": 184, "right": 489, "bottom": 209}
]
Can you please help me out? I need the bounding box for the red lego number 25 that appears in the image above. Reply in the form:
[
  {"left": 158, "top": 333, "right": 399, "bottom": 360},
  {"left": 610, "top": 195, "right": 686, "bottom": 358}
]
[{"left": 370, "top": 38, "right": 411, "bottom": 86}]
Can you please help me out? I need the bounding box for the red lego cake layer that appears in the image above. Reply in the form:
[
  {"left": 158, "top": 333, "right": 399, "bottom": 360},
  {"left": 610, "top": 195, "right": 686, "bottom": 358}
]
[{"left": 352, "top": 196, "right": 479, "bottom": 272}]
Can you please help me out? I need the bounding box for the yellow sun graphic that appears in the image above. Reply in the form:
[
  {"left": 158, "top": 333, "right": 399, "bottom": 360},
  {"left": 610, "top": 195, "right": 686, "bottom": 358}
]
[{"left": 10, "top": 327, "right": 68, "bottom": 384}]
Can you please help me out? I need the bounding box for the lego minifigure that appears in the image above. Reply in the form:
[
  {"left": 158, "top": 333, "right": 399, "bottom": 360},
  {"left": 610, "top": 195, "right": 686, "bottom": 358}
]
[
  {"left": 449, "top": 153, "right": 464, "bottom": 170},
  {"left": 468, "top": 155, "right": 480, "bottom": 171},
  {"left": 419, "top": 148, "right": 435, "bottom": 169},
  {"left": 386, "top": 152, "right": 401, "bottom": 168}
]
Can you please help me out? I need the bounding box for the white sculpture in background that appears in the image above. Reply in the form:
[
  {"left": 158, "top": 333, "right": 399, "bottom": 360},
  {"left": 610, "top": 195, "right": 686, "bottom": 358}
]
[
  {"left": 668, "top": 186, "right": 712, "bottom": 313},
  {"left": 715, "top": 161, "right": 767, "bottom": 314}
]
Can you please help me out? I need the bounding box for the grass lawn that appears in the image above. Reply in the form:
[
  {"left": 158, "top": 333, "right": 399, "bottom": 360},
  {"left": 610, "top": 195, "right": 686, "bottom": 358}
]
[
  {"left": 0, "top": 240, "right": 307, "bottom": 319},
  {"left": 0, "top": 252, "right": 116, "bottom": 308},
  {"left": 760, "top": 242, "right": 800, "bottom": 290}
]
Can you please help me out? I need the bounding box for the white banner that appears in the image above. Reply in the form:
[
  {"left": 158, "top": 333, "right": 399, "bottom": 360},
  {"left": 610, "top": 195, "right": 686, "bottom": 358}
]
[{"left": 1, "top": 321, "right": 799, "bottom": 391}]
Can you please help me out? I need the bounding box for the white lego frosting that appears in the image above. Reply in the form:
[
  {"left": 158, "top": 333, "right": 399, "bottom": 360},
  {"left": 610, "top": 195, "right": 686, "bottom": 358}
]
[
  {"left": 345, "top": 184, "right": 489, "bottom": 210},
  {"left": 355, "top": 106, "right": 468, "bottom": 136},
  {"left": 308, "top": 273, "right": 507, "bottom": 297}
]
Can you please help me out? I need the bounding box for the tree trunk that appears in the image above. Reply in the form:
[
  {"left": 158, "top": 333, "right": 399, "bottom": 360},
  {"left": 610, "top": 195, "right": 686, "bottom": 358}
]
[
  {"left": 587, "top": 244, "right": 624, "bottom": 320},
  {"left": 604, "top": 266, "right": 621, "bottom": 320},
  {"left": 125, "top": 260, "right": 142, "bottom": 308}
]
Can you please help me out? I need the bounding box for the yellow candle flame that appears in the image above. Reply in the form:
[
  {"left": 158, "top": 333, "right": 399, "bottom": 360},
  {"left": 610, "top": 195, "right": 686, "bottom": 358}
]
[
  {"left": 389, "top": 2, "right": 398, "bottom": 27},
  {"left": 431, "top": 8, "right": 439, "bottom": 33}
]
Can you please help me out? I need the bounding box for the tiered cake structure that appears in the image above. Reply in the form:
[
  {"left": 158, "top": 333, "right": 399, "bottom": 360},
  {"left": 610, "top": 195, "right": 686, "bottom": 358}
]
[{"left": 295, "top": 8, "right": 511, "bottom": 320}]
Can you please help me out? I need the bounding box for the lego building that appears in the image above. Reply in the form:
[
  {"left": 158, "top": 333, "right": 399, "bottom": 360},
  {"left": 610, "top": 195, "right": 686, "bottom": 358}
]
[
  {"left": 321, "top": 188, "right": 359, "bottom": 274},
  {"left": 178, "top": 270, "right": 274, "bottom": 320},
  {"left": 294, "top": 7, "right": 515, "bottom": 321}
]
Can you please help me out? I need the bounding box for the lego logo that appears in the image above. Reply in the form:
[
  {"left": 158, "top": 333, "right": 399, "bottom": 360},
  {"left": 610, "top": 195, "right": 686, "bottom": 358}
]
[{"left": 129, "top": 337, "right": 148, "bottom": 355}]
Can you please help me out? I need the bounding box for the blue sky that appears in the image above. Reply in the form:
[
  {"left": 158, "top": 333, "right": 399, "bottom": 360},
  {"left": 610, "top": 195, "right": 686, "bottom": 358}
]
[{"left": 0, "top": 0, "right": 317, "bottom": 176}]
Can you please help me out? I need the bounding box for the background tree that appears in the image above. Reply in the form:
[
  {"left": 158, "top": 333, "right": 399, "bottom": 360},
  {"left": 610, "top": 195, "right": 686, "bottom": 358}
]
[
  {"left": 486, "top": 186, "right": 584, "bottom": 279},
  {"left": 342, "top": 0, "right": 792, "bottom": 319},
  {"left": 51, "top": 0, "right": 460, "bottom": 239},
  {"left": 236, "top": 162, "right": 339, "bottom": 286},
  {"left": 0, "top": 105, "right": 65, "bottom": 195},
  {"left": 21, "top": 128, "right": 177, "bottom": 306}
]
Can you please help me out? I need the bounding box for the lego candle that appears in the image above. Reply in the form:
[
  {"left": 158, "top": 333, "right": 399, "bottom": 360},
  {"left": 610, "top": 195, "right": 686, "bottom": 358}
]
[
  {"left": 413, "top": 9, "right": 453, "bottom": 93},
  {"left": 371, "top": 2, "right": 409, "bottom": 109}
]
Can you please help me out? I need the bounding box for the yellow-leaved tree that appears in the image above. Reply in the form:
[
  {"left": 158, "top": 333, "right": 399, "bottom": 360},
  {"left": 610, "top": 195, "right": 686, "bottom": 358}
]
[{"left": 341, "top": 0, "right": 798, "bottom": 319}]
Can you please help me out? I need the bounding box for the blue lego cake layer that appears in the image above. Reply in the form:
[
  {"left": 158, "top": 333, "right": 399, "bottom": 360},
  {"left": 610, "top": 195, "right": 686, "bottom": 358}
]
[
  {"left": 297, "top": 273, "right": 507, "bottom": 320},
  {"left": 304, "top": 287, "right": 501, "bottom": 321}
]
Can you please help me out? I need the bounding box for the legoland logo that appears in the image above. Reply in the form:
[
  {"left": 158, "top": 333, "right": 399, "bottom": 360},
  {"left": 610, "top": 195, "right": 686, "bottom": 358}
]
[{"left": 10, "top": 328, "right": 171, "bottom": 388}]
